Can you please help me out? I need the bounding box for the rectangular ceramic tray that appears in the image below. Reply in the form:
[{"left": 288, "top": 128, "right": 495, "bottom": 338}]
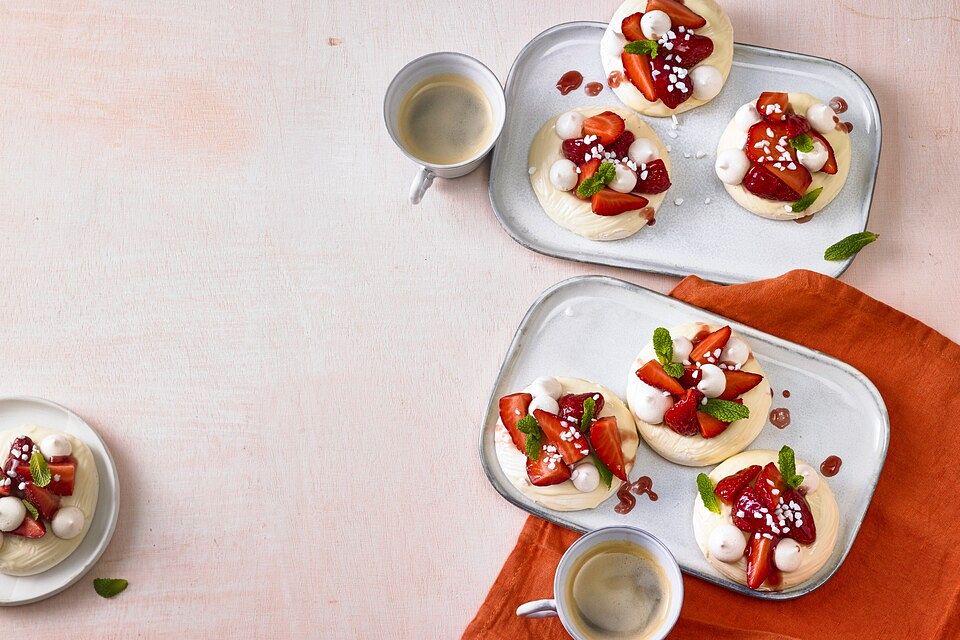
[
  {"left": 488, "top": 22, "right": 882, "bottom": 284},
  {"left": 479, "top": 276, "right": 889, "bottom": 599}
]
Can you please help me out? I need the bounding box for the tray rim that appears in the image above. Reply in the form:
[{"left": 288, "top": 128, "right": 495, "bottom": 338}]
[
  {"left": 478, "top": 274, "right": 890, "bottom": 600},
  {"left": 487, "top": 20, "right": 883, "bottom": 284}
]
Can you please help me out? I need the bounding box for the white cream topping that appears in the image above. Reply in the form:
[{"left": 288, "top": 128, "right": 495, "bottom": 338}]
[
  {"left": 555, "top": 111, "right": 585, "bottom": 140},
  {"left": 733, "top": 102, "right": 761, "bottom": 131},
  {"left": 689, "top": 65, "right": 723, "bottom": 101},
  {"left": 628, "top": 137, "right": 659, "bottom": 165},
  {"left": 0, "top": 496, "right": 26, "bottom": 532},
  {"left": 640, "top": 10, "right": 671, "bottom": 39},
  {"left": 549, "top": 159, "right": 579, "bottom": 191},
  {"left": 719, "top": 336, "right": 750, "bottom": 366},
  {"left": 696, "top": 363, "right": 726, "bottom": 398},
  {"left": 51, "top": 506, "right": 84, "bottom": 540},
  {"left": 39, "top": 434, "right": 72, "bottom": 460},
  {"left": 626, "top": 379, "right": 674, "bottom": 424},
  {"left": 609, "top": 164, "right": 638, "bottom": 193},
  {"left": 672, "top": 336, "right": 693, "bottom": 364},
  {"left": 797, "top": 463, "right": 821, "bottom": 495},
  {"left": 570, "top": 462, "right": 601, "bottom": 493},
  {"left": 528, "top": 395, "right": 560, "bottom": 416},
  {"left": 774, "top": 538, "right": 802, "bottom": 572},
  {"left": 708, "top": 523, "right": 746, "bottom": 562},
  {"left": 806, "top": 103, "right": 837, "bottom": 134},
  {"left": 797, "top": 139, "right": 828, "bottom": 173},
  {"left": 715, "top": 149, "right": 750, "bottom": 185},
  {"left": 527, "top": 376, "right": 562, "bottom": 400}
]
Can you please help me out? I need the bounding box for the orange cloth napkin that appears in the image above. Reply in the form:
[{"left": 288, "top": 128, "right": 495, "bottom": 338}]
[{"left": 464, "top": 270, "right": 960, "bottom": 639}]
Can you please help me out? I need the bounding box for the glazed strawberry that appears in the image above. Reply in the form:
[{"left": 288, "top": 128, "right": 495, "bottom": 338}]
[
  {"left": 742, "top": 164, "right": 802, "bottom": 202},
  {"left": 760, "top": 161, "right": 812, "bottom": 200},
  {"left": 779, "top": 489, "right": 817, "bottom": 544},
  {"left": 582, "top": 111, "right": 625, "bottom": 146},
  {"left": 0, "top": 481, "right": 10, "bottom": 498},
  {"left": 714, "top": 465, "right": 762, "bottom": 504},
  {"left": 498, "top": 392, "right": 532, "bottom": 454},
  {"left": 591, "top": 190, "right": 649, "bottom": 216},
  {"left": 745, "top": 121, "right": 793, "bottom": 163},
  {"left": 636, "top": 360, "right": 685, "bottom": 395},
  {"left": 689, "top": 326, "right": 731, "bottom": 364},
  {"left": 47, "top": 460, "right": 76, "bottom": 496},
  {"left": 697, "top": 411, "right": 729, "bottom": 438},
  {"left": 526, "top": 445, "right": 572, "bottom": 486},
  {"left": 664, "top": 387, "right": 703, "bottom": 436},
  {"left": 784, "top": 113, "right": 811, "bottom": 138},
  {"left": 22, "top": 482, "right": 60, "bottom": 520},
  {"left": 746, "top": 534, "right": 777, "bottom": 590},
  {"left": 754, "top": 462, "right": 787, "bottom": 511},
  {"left": 606, "top": 130, "right": 635, "bottom": 161},
  {"left": 8, "top": 436, "right": 33, "bottom": 463},
  {"left": 633, "top": 159, "right": 671, "bottom": 194},
  {"left": 719, "top": 370, "right": 763, "bottom": 400},
  {"left": 670, "top": 32, "right": 714, "bottom": 68},
  {"left": 621, "top": 52, "right": 657, "bottom": 102},
  {"left": 589, "top": 416, "right": 627, "bottom": 481},
  {"left": 576, "top": 158, "right": 602, "bottom": 200},
  {"left": 534, "top": 409, "right": 589, "bottom": 465},
  {"left": 678, "top": 364, "right": 699, "bottom": 389},
  {"left": 621, "top": 12, "right": 645, "bottom": 41},
  {"left": 732, "top": 485, "right": 777, "bottom": 535},
  {"left": 756, "top": 92, "right": 790, "bottom": 122},
  {"left": 651, "top": 57, "right": 692, "bottom": 110},
  {"left": 809, "top": 130, "right": 838, "bottom": 174},
  {"left": 646, "top": 0, "right": 706, "bottom": 28},
  {"left": 558, "top": 393, "right": 605, "bottom": 424},
  {"left": 8, "top": 513, "right": 45, "bottom": 539},
  {"left": 562, "top": 138, "right": 592, "bottom": 166}
]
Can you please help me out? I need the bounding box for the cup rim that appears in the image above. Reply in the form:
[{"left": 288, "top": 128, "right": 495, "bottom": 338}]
[
  {"left": 552, "top": 526, "right": 684, "bottom": 640},
  {"left": 382, "top": 51, "right": 506, "bottom": 171}
]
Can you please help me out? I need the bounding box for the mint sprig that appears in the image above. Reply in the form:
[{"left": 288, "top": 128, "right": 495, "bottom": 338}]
[
  {"left": 701, "top": 399, "right": 750, "bottom": 422},
  {"left": 824, "top": 231, "right": 879, "bottom": 261},
  {"left": 575, "top": 161, "right": 616, "bottom": 198},
  {"left": 22, "top": 499, "right": 38, "bottom": 520},
  {"left": 697, "top": 473, "right": 721, "bottom": 514},
  {"left": 624, "top": 39, "right": 659, "bottom": 58},
  {"left": 791, "top": 186, "right": 823, "bottom": 213},
  {"left": 778, "top": 445, "right": 804, "bottom": 489},
  {"left": 517, "top": 415, "right": 544, "bottom": 461},
  {"left": 29, "top": 451, "right": 51, "bottom": 488},
  {"left": 94, "top": 578, "right": 129, "bottom": 599},
  {"left": 580, "top": 397, "right": 596, "bottom": 435},
  {"left": 789, "top": 133, "right": 814, "bottom": 153},
  {"left": 590, "top": 452, "right": 613, "bottom": 489},
  {"left": 652, "top": 327, "right": 684, "bottom": 378}
]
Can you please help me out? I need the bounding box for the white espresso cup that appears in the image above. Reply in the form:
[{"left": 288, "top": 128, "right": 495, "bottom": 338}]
[
  {"left": 383, "top": 52, "right": 505, "bottom": 204},
  {"left": 516, "top": 527, "right": 684, "bottom": 640}
]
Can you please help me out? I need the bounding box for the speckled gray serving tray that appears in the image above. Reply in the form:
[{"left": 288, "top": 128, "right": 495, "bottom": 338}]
[
  {"left": 479, "top": 276, "right": 889, "bottom": 599},
  {"left": 488, "top": 22, "right": 881, "bottom": 284}
]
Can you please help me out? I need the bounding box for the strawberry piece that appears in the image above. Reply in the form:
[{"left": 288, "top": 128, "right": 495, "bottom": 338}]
[
  {"left": 651, "top": 57, "right": 692, "bottom": 109},
  {"left": 663, "top": 388, "right": 703, "bottom": 436},
  {"left": 678, "top": 364, "right": 699, "bottom": 389},
  {"left": 0, "top": 482, "right": 10, "bottom": 498},
  {"left": 7, "top": 436, "right": 33, "bottom": 465},
  {"left": 621, "top": 52, "right": 657, "bottom": 102},
  {"left": 689, "top": 326, "right": 731, "bottom": 364},
  {"left": 633, "top": 159, "right": 671, "bottom": 194},
  {"left": 636, "top": 360, "right": 685, "bottom": 395},
  {"left": 697, "top": 411, "right": 730, "bottom": 438},
  {"left": 742, "top": 164, "right": 802, "bottom": 202},
  {"left": 534, "top": 409, "right": 589, "bottom": 465},
  {"left": 670, "top": 32, "right": 714, "bottom": 68},
  {"left": 732, "top": 485, "right": 778, "bottom": 535},
  {"left": 718, "top": 370, "right": 763, "bottom": 400},
  {"left": 646, "top": 0, "right": 706, "bottom": 28},
  {"left": 558, "top": 393, "right": 605, "bottom": 424},
  {"left": 591, "top": 189, "right": 648, "bottom": 216},
  {"left": 562, "top": 138, "right": 593, "bottom": 166},
  {"left": 47, "top": 459, "right": 76, "bottom": 496},
  {"left": 808, "top": 130, "right": 838, "bottom": 174},
  {"left": 589, "top": 416, "right": 627, "bottom": 481},
  {"left": 745, "top": 121, "right": 793, "bottom": 164},
  {"left": 621, "top": 12, "right": 645, "bottom": 41},
  {"left": 22, "top": 482, "right": 60, "bottom": 520},
  {"left": 714, "top": 465, "right": 762, "bottom": 505},
  {"left": 582, "top": 111, "right": 625, "bottom": 146},
  {"left": 755, "top": 463, "right": 787, "bottom": 511},
  {"left": 760, "top": 161, "right": 812, "bottom": 200},
  {"left": 498, "top": 393, "right": 532, "bottom": 454},
  {"left": 781, "top": 489, "right": 817, "bottom": 544},
  {"left": 756, "top": 92, "right": 790, "bottom": 122},
  {"left": 746, "top": 534, "right": 777, "bottom": 590},
  {"left": 8, "top": 513, "right": 45, "bottom": 539},
  {"left": 606, "top": 130, "right": 635, "bottom": 161},
  {"left": 784, "top": 113, "right": 811, "bottom": 138},
  {"left": 526, "top": 445, "right": 571, "bottom": 486},
  {"left": 576, "top": 158, "right": 602, "bottom": 200}
]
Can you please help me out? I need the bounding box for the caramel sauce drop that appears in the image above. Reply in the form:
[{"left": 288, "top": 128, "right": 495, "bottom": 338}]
[
  {"left": 584, "top": 81, "right": 603, "bottom": 96},
  {"left": 556, "top": 70, "right": 583, "bottom": 95},
  {"left": 770, "top": 408, "right": 791, "bottom": 429},
  {"left": 820, "top": 455, "right": 842, "bottom": 477}
]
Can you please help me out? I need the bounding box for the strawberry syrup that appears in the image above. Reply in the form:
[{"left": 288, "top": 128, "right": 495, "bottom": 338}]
[
  {"left": 615, "top": 476, "right": 658, "bottom": 514},
  {"left": 794, "top": 214, "right": 815, "bottom": 224},
  {"left": 556, "top": 70, "right": 583, "bottom": 95},
  {"left": 584, "top": 82, "right": 604, "bottom": 96},
  {"left": 820, "top": 455, "right": 842, "bottom": 477},
  {"left": 782, "top": 389, "right": 791, "bottom": 398},
  {"left": 828, "top": 96, "right": 849, "bottom": 114},
  {"left": 607, "top": 70, "right": 624, "bottom": 89},
  {"left": 769, "top": 408, "right": 791, "bottom": 429}
]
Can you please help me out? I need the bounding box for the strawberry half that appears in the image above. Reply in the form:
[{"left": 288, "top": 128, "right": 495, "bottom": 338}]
[
  {"left": 526, "top": 444, "right": 571, "bottom": 486},
  {"left": 756, "top": 92, "right": 790, "bottom": 122},
  {"left": 582, "top": 111, "right": 625, "bottom": 146},
  {"left": 742, "top": 164, "right": 801, "bottom": 202},
  {"left": 697, "top": 411, "right": 730, "bottom": 438},
  {"left": 784, "top": 113, "right": 811, "bottom": 138},
  {"left": 576, "top": 158, "right": 602, "bottom": 200},
  {"left": 633, "top": 159, "right": 671, "bottom": 194},
  {"left": 809, "top": 130, "right": 838, "bottom": 174},
  {"left": 534, "top": 409, "right": 589, "bottom": 465},
  {"left": 562, "top": 138, "right": 592, "bottom": 166},
  {"left": 651, "top": 57, "right": 692, "bottom": 109},
  {"left": 732, "top": 485, "right": 778, "bottom": 535},
  {"left": 663, "top": 387, "right": 703, "bottom": 436},
  {"left": 9, "top": 513, "right": 45, "bottom": 539},
  {"left": 754, "top": 462, "right": 787, "bottom": 511},
  {"left": 589, "top": 416, "right": 627, "bottom": 481},
  {"left": 22, "top": 482, "right": 60, "bottom": 520},
  {"left": 606, "top": 130, "right": 635, "bottom": 161},
  {"left": 498, "top": 392, "right": 532, "bottom": 454},
  {"left": 714, "top": 465, "right": 762, "bottom": 504},
  {"left": 636, "top": 360, "right": 685, "bottom": 395},
  {"left": 746, "top": 534, "right": 777, "bottom": 590},
  {"left": 621, "top": 12, "right": 645, "bottom": 41},
  {"left": 591, "top": 189, "right": 648, "bottom": 216},
  {"left": 621, "top": 52, "right": 657, "bottom": 102},
  {"left": 646, "top": 0, "right": 706, "bottom": 28},
  {"left": 780, "top": 489, "right": 817, "bottom": 544},
  {"left": 719, "top": 370, "right": 763, "bottom": 400},
  {"left": 689, "top": 326, "right": 731, "bottom": 364},
  {"left": 760, "top": 161, "right": 812, "bottom": 200},
  {"left": 558, "top": 393, "right": 605, "bottom": 424},
  {"left": 745, "top": 121, "right": 794, "bottom": 164},
  {"left": 670, "top": 32, "right": 714, "bottom": 68}
]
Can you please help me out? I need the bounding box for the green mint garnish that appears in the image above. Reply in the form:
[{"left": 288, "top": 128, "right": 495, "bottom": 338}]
[
  {"left": 701, "top": 399, "right": 750, "bottom": 422},
  {"left": 21, "top": 499, "right": 38, "bottom": 520},
  {"left": 517, "top": 414, "right": 544, "bottom": 461},
  {"left": 590, "top": 452, "right": 613, "bottom": 489},
  {"left": 623, "top": 39, "right": 659, "bottom": 58},
  {"left": 697, "top": 473, "right": 721, "bottom": 514},
  {"left": 652, "top": 327, "right": 684, "bottom": 378},
  {"left": 791, "top": 186, "right": 823, "bottom": 212},
  {"left": 824, "top": 231, "right": 879, "bottom": 261},
  {"left": 94, "top": 578, "right": 129, "bottom": 599},
  {"left": 778, "top": 445, "right": 804, "bottom": 489},
  {"left": 663, "top": 362, "right": 684, "bottom": 378},
  {"left": 789, "top": 133, "right": 814, "bottom": 153},
  {"left": 575, "top": 161, "right": 616, "bottom": 198},
  {"left": 580, "top": 397, "right": 596, "bottom": 435},
  {"left": 29, "top": 452, "right": 51, "bottom": 488}
]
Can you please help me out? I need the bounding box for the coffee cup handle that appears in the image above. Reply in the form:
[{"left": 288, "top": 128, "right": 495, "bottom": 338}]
[
  {"left": 516, "top": 599, "right": 559, "bottom": 619},
  {"left": 409, "top": 166, "right": 436, "bottom": 205}
]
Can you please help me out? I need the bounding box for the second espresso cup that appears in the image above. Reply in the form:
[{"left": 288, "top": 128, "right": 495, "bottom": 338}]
[{"left": 516, "top": 526, "right": 683, "bottom": 640}]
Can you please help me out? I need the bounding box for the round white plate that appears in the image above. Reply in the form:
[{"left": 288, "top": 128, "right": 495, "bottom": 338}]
[{"left": 0, "top": 396, "right": 120, "bottom": 605}]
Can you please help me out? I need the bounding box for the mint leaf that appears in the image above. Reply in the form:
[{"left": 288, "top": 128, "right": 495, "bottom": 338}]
[
  {"left": 517, "top": 415, "right": 544, "bottom": 461},
  {"left": 590, "top": 452, "right": 613, "bottom": 489},
  {"left": 652, "top": 327, "right": 673, "bottom": 365},
  {"left": 778, "top": 445, "right": 804, "bottom": 489},
  {"left": 94, "top": 578, "right": 128, "bottom": 599},
  {"left": 580, "top": 397, "right": 596, "bottom": 435},
  {"left": 575, "top": 161, "right": 616, "bottom": 198},
  {"left": 21, "top": 499, "right": 38, "bottom": 520},
  {"left": 701, "top": 399, "right": 750, "bottom": 422},
  {"left": 624, "top": 39, "right": 658, "bottom": 58},
  {"left": 663, "top": 362, "right": 684, "bottom": 378},
  {"left": 697, "top": 473, "right": 721, "bottom": 514},
  {"left": 824, "top": 231, "right": 879, "bottom": 261},
  {"left": 29, "top": 452, "right": 51, "bottom": 488},
  {"left": 789, "top": 133, "right": 814, "bottom": 153},
  {"left": 791, "top": 186, "right": 823, "bottom": 213}
]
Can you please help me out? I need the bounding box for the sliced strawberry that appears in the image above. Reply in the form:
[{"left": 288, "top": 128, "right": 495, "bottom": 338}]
[
  {"left": 745, "top": 121, "right": 793, "bottom": 164},
  {"left": 718, "top": 370, "right": 763, "bottom": 400},
  {"left": 621, "top": 12, "right": 645, "bottom": 41},
  {"left": 636, "top": 360, "right": 685, "bottom": 395},
  {"left": 526, "top": 445, "right": 571, "bottom": 486},
  {"left": 742, "top": 164, "right": 802, "bottom": 202},
  {"left": 756, "top": 92, "right": 790, "bottom": 122},
  {"left": 746, "top": 534, "right": 777, "bottom": 590},
  {"left": 606, "top": 130, "right": 635, "bottom": 161},
  {"left": 591, "top": 189, "right": 648, "bottom": 216},
  {"left": 781, "top": 489, "right": 817, "bottom": 544},
  {"left": 582, "top": 111, "right": 625, "bottom": 146},
  {"left": 558, "top": 392, "right": 606, "bottom": 424},
  {"left": 589, "top": 416, "right": 627, "bottom": 481},
  {"left": 689, "top": 326, "right": 731, "bottom": 364},
  {"left": 0, "top": 481, "right": 10, "bottom": 498},
  {"left": 633, "top": 158, "right": 671, "bottom": 194},
  {"left": 576, "top": 158, "right": 601, "bottom": 200},
  {"left": 498, "top": 393, "right": 532, "bottom": 454},
  {"left": 808, "top": 130, "right": 838, "bottom": 174},
  {"left": 678, "top": 364, "right": 699, "bottom": 388},
  {"left": 651, "top": 57, "right": 692, "bottom": 109},
  {"left": 621, "top": 52, "right": 657, "bottom": 102},
  {"left": 755, "top": 462, "right": 787, "bottom": 511},
  {"left": 697, "top": 411, "right": 730, "bottom": 438},
  {"left": 715, "top": 465, "right": 762, "bottom": 504},
  {"left": 562, "top": 138, "right": 592, "bottom": 166},
  {"left": 22, "top": 482, "right": 60, "bottom": 520},
  {"left": 732, "top": 485, "right": 777, "bottom": 535},
  {"left": 670, "top": 32, "right": 714, "bottom": 68},
  {"left": 534, "top": 409, "right": 589, "bottom": 465},
  {"left": 8, "top": 513, "right": 45, "bottom": 539},
  {"left": 663, "top": 387, "right": 703, "bottom": 436},
  {"left": 760, "top": 161, "right": 812, "bottom": 200},
  {"left": 47, "top": 459, "right": 76, "bottom": 496},
  {"left": 646, "top": 0, "right": 706, "bottom": 28},
  {"left": 784, "top": 113, "right": 811, "bottom": 138}
]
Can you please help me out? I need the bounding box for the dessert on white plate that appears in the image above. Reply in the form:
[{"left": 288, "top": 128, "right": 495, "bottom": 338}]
[
  {"left": 693, "top": 446, "right": 839, "bottom": 591},
  {"left": 0, "top": 426, "right": 98, "bottom": 576},
  {"left": 601, "top": 0, "right": 734, "bottom": 116},
  {"left": 529, "top": 106, "right": 672, "bottom": 241},
  {"left": 626, "top": 323, "right": 771, "bottom": 467},
  {"left": 495, "top": 376, "right": 640, "bottom": 511},
  {"left": 715, "top": 91, "right": 853, "bottom": 219}
]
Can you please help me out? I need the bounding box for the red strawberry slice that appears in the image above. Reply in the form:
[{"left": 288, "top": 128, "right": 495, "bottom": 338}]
[
  {"left": 784, "top": 113, "right": 811, "bottom": 138},
  {"left": 591, "top": 189, "right": 648, "bottom": 216},
  {"left": 0, "top": 482, "right": 10, "bottom": 498},
  {"left": 715, "top": 465, "right": 762, "bottom": 505},
  {"left": 669, "top": 32, "right": 714, "bottom": 68},
  {"left": 558, "top": 393, "right": 605, "bottom": 424},
  {"left": 22, "top": 482, "right": 60, "bottom": 520},
  {"left": 646, "top": 0, "right": 706, "bottom": 28},
  {"left": 651, "top": 57, "right": 692, "bottom": 109},
  {"left": 746, "top": 534, "right": 778, "bottom": 590},
  {"left": 697, "top": 411, "right": 730, "bottom": 438},
  {"left": 718, "top": 370, "right": 763, "bottom": 400},
  {"left": 562, "top": 138, "right": 593, "bottom": 166},
  {"left": 742, "top": 164, "right": 802, "bottom": 202},
  {"left": 47, "top": 459, "right": 76, "bottom": 496},
  {"left": 745, "top": 121, "right": 794, "bottom": 163},
  {"left": 498, "top": 393, "right": 532, "bottom": 454},
  {"left": 621, "top": 12, "right": 645, "bottom": 41},
  {"left": 8, "top": 513, "right": 45, "bottom": 539},
  {"left": 756, "top": 92, "right": 790, "bottom": 122},
  {"left": 760, "top": 161, "right": 812, "bottom": 200},
  {"left": 582, "top": 111, "right": 625, "bottom": 145},
  {"left": 621, "top": 52, "right": 657, "bottom": 102},
  {"left": 589, "top": 416, "right": 627, "bottom": 481},
  {"left": 755, "top": 462, "right": 788, "bottom": 511},
  {"left": 808, "top": 130, "right": 838, "bottom": 174},
  {"left": 732, "top": 485, "right": 776, "bottom": 534},
  {"left": 689, "top": 326, "right": 731, "bottom": 364},
  {"left": 663, "top": 387, "right": 703, "bottom": 436},
  {"left": 633, "top": 158, "right": 671, "bottom": 194},
  {"left": 576, "top": 158, "right": 602, "bottom": 200},
  {"left": 679, "top": 364, "right": 699, "bottom": 389},
  {"left": 526, "top": 445, "right": 572, "bottom": 486},
  {"left": 534, "top": 409, "right": 589, "bottom": 465},
  {"left": 636, "top": 360, "right": 685, "bottom": 395},
  {"left": 780, "top": 489, "right": 817, "bottom": 544},
  {"left": 606, "top": 130, "right": 635, "bottom": 161}
]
